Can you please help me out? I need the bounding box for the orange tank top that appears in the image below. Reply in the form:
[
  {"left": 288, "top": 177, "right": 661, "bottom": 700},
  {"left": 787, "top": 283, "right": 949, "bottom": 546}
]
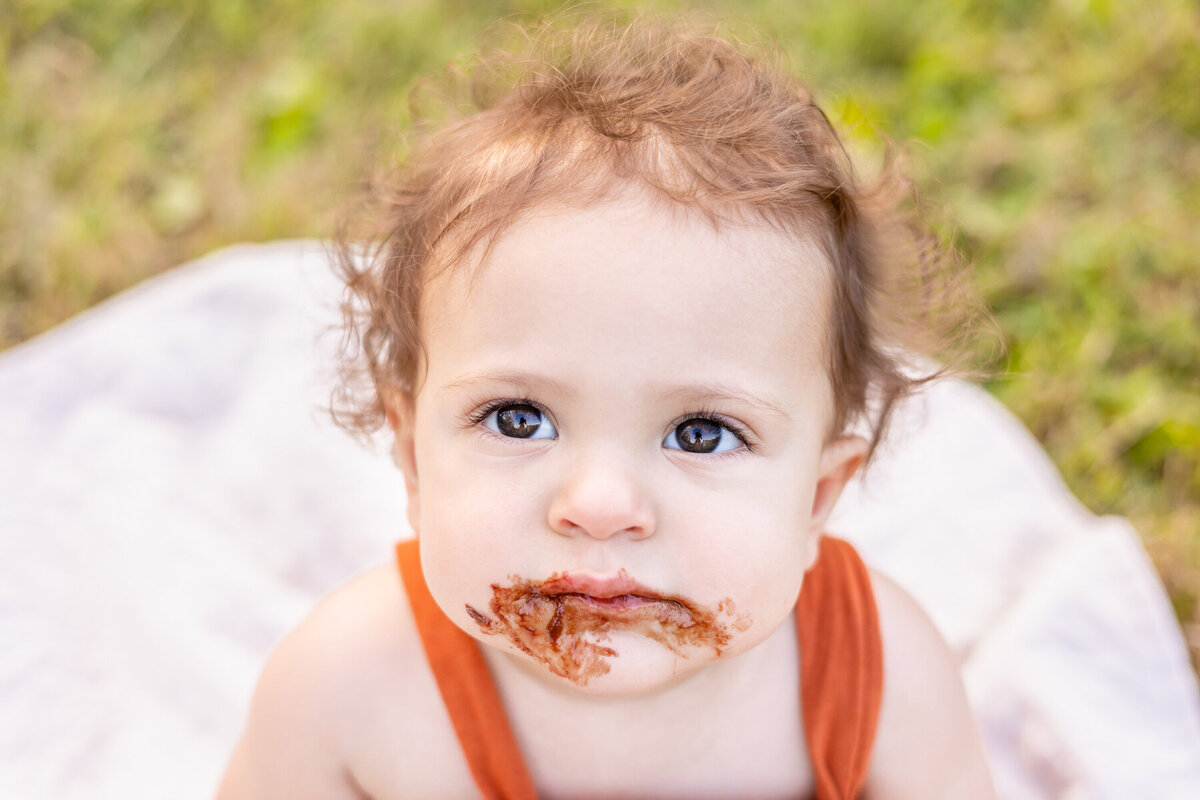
[{"left": 395, "top": 537, "right": 882, "bottom": 800}]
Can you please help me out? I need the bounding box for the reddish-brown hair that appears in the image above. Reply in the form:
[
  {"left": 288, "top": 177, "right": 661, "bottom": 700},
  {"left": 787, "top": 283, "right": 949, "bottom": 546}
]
[{"left": 333, "top": 14, "right": 984, "bottom": 457}]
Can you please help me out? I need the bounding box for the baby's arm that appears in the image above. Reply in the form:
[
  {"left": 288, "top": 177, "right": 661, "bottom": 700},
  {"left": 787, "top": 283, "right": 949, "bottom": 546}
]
[
  {"left": 864, "top": 571, "right": 997, "bottom": 800},
  {"left": 215, "top": 562, "right": 428, "bottom": 799},
  {"left": 216, "top": 563, "right": 490, "bottom": 800},
  {"left": 215, "top": 592, "right": 370, "bottom": 800}
]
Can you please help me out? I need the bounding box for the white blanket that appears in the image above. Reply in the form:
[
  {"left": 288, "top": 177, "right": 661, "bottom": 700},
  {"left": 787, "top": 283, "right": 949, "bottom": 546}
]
[{"left": 1, "top": 241, "right": 1197, "bottom": 799}]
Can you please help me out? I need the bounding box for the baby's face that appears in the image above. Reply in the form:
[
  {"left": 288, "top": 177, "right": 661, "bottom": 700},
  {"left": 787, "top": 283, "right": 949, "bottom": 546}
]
[{"left": 395, "top": 189, "right": 865, "bottom": 694}]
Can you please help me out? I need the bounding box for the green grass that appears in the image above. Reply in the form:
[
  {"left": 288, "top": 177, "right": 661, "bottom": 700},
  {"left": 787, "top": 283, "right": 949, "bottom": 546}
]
[{"left": 4, "top": 0, "right": 1198, "bottom": 670}]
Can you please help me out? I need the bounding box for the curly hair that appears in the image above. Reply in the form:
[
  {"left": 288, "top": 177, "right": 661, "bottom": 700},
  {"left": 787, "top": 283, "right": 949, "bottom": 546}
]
[{"left": 332, "top": 13, "right": 985, "bottom": 457}]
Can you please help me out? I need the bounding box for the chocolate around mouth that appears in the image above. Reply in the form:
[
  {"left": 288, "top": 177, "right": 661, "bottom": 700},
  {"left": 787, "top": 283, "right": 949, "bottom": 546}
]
[{"left": 465, "top": 575, "right": 749, "bottom": 686}]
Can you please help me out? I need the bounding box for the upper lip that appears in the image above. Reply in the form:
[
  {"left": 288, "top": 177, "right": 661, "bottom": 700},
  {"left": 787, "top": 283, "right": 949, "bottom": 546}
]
[{"left": 537, "top": 570, "right": 665, "bottom": 601}]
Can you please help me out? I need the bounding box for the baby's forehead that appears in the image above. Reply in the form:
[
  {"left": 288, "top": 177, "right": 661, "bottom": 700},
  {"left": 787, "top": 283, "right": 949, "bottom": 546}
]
[
  {"left": 424, "top": 187, "right": 834, "bottom": 312},
  {"left": 417, "top": 190, "right": 836, "bottom": 375}
]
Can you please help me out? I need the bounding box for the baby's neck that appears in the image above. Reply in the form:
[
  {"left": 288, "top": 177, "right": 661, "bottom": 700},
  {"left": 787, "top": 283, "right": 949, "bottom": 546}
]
[{"left": 483, "top": 614, "right": 809, "bottom": 796}]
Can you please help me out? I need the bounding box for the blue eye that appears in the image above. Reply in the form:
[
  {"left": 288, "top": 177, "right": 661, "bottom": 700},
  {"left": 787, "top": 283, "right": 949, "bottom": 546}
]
[
  {"left": 483, "top": 403, "right": 558, "bottom": 440},
  {"left": 663, "top": 417, "right": 743, "bottom": 454}
]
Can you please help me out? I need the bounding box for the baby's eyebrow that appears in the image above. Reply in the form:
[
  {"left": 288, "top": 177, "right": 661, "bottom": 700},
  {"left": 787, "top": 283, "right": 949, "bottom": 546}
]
[
  {"left": 442, "top": 372, "right": 790, "bottom": 419},
  {"left": 441, "top": 370, "right": 575, "bottom": 397},
  {"left": 660, "top": 383, "right": 792, "bottom": 420}
]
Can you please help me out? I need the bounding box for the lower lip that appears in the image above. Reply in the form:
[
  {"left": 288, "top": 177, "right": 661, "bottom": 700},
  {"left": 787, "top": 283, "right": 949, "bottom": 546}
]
[
  {"left": 563, "top": 592, "right": 656, "bottom": 611},
  {"left": 548, "top": 592, "right": 698, "bottom": 628}
]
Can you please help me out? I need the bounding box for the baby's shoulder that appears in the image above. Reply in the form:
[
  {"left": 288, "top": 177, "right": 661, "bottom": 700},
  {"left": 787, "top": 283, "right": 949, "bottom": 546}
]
[
  {"left": 865, "top": 570, "right": 996, "bottom": 798},
  {"left": 219, "top": 560, "right": 477, "bottom": 799},
  {"left": 289, "top": 559, "right": 423, "bottom": 684},
  {"left": 289, "top": 560, "right": 430, "bottom": 705}
]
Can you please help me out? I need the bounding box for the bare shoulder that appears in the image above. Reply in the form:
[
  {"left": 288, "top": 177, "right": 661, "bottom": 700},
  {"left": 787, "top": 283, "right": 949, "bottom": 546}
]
[
  {"left": 217, "top": 559, "right": 471, "bottom": 799},
  {"left": 864, "top": 570, "right": 997, "bottom": 800}
]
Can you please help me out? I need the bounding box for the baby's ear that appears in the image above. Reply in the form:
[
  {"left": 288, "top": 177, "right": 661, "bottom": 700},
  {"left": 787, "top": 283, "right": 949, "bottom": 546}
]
[
  {"left": 385, "top": 394, "right": 421, "bottom": 535},
  {"left": 808, "top": 435, "right": 868, "bottom": 539}
]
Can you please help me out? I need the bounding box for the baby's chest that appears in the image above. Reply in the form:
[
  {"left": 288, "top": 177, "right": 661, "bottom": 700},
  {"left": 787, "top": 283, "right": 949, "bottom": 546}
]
[
  {"left": 526, "top": 734, "right": 814, "bottom": 800},
  {"left": 344, "top": 617, "right": 814, "bottom": 800},
  {"left": 509, "top": 683, "right": 814, "bottom": 798},
  {"left": 347, "top": 684, "right": 815, "bottom": 800}
]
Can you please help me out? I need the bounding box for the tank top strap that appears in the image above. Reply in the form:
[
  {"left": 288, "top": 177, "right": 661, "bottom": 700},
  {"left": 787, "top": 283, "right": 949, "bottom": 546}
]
[
  {"left": 395, "top": 539, "right": 538, "bottom": 800},
  {"left": 795, "top": 536, "right": 884, "bottom": 800}
]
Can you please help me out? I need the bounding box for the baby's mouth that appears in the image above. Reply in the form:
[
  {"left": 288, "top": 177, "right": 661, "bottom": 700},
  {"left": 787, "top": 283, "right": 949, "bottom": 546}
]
[
  {"left": 556, "top": 592, "right": 666, "bottom": 610},
  {"left": 534, "top": 591, "right": 701, "bottom": 636},
  {"left": 533, "top": 571, "right": 699, "bottom": 629},
  {"left": 464, "top": 570, "right": 744, "bottom": 686}
]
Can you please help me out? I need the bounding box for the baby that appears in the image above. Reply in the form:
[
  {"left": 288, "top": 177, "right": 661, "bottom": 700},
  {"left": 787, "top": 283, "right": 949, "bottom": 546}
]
[{"left": 219, "top": 15, "right": 996, "bottom": 800}]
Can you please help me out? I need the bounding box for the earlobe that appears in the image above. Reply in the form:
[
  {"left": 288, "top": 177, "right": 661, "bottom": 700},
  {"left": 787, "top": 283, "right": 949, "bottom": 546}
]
[{"left": 808, "top": 435, "right": 868, "bottom": 538}]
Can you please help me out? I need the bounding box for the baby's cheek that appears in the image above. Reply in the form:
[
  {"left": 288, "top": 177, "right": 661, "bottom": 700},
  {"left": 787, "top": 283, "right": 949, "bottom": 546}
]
[
  {"left": 420, "top": 478, "right": 540, "bottom": 607},
  {"left": 425, "top": 463, "right": 508, "bottom": 533},
  {"left": 701, "top": 522, "right": 810, "bottom": 625}
]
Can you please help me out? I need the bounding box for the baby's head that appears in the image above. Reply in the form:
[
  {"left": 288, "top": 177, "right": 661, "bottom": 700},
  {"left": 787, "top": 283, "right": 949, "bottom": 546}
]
[{"left": 335, "top": 16, "right": 974, "bottom": 693}]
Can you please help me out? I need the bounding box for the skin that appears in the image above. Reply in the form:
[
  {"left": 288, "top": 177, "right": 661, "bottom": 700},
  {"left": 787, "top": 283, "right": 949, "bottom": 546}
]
[{"left": 217, "top": 188, "right": 996, "bottom": 799}]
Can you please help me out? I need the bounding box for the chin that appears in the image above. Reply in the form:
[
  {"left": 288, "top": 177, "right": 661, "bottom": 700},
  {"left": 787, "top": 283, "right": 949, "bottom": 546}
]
[{"left": 531, "top": 631, "right": 721, "bottom": 696}]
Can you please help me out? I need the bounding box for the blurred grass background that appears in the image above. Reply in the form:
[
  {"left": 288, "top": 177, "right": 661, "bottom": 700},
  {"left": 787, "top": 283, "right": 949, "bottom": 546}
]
[{"left": 3, "top": 0, "right": 1197, "bottom": 670}]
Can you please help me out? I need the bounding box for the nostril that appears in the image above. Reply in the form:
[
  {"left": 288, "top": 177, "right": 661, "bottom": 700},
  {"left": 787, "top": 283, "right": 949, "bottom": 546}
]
[
  {"left": 553, "top": 518, "right": 583, "bottom": 537},
  {"left": 551, "top": 516, "right": 652, "bottom": 541}
]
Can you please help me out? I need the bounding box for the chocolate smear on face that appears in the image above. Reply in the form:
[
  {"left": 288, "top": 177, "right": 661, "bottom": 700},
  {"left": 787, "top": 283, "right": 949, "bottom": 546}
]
[
  {"left": 465, "top": 604, "right": 492, "bottom": 628},
  {"left": 465, "top": 573, "right": 747, "bottom": 686}
]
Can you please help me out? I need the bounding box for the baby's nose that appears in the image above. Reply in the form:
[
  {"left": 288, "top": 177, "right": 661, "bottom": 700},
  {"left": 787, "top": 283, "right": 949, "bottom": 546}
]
[{"left": 546, "top": 458, "right": 656, "bottom": 541}]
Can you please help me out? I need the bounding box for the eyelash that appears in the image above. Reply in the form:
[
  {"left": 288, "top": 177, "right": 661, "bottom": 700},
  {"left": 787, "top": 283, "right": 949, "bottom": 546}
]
[
  {"left": 464, "top": 398, "right": 758, "bottom": 454},
  {"left": 669, "top": 408, "right": 759, "bottom": 455},
  {"left": 464, "top": 397, "right": 552, "bottom": 427}
]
